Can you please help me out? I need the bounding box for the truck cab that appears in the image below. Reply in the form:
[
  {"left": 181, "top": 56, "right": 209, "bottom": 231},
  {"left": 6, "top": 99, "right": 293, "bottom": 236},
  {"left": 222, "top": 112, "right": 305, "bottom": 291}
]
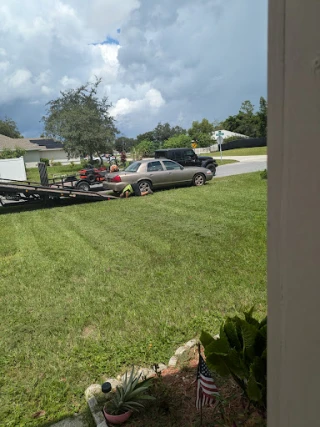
[{"left": 154, "top": 148, "right": 217, "bottom": 175}]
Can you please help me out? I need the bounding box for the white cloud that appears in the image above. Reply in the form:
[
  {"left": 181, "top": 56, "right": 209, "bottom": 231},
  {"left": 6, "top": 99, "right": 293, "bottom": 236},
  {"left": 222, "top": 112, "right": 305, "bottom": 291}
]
[
  {"left": 41, "top": 85, "right": 54, "bottom": 95},
  {"left": 7, "top": 69, "right": 32, "bottom": 88},
  {"left": 59, "top": 76, "right": 81, "bottom": 88},
  {"left": 0, "top": 0, "right": 267, "bottom": 138},
  {"left": 110, "top": 88, "right": 165, "bottom": 118},
  {"left": 0, "top": 61, "right": 9, "bottom": 72}
]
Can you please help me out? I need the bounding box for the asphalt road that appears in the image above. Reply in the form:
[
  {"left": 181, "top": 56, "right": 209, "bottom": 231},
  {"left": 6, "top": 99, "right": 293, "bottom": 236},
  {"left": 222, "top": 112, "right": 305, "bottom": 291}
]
[{"left": 215, "top": 155, "right": 267, "bottom": 178}]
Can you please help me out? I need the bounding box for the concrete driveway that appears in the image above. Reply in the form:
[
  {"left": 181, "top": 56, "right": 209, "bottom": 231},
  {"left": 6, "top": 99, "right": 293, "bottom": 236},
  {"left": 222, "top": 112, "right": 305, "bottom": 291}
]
[{"left": 215, "top": 155, "right": 267, "bottom": 178}]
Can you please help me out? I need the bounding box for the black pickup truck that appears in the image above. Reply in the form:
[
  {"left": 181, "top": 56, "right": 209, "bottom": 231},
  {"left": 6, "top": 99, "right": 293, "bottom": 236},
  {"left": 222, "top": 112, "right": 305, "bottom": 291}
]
[{"left": 154, "top": 148, "right": 218, "bottom": 175}]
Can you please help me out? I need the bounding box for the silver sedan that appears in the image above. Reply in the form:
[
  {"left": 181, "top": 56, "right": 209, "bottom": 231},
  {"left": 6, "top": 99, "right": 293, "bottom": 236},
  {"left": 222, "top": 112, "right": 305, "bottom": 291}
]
[{"left": 103, "top": 159, "right": 213, "bottom": 193}]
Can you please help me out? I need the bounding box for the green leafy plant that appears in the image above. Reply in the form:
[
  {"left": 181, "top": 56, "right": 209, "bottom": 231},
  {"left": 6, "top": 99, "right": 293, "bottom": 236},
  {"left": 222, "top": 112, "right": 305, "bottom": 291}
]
[
  {"left": 105, "top": 367, "right": 155, "bottom": 415},
  {"left": 40, "top": 157, "right": 50, "bottom": 166},
  {"left": 0, "top": 148, "right": 26, "bottom": 159},
  {"left": 260, "top": 169, "right": 267, "bottom": 180},
  {"left": 200, "top": 308, "right": 267, "bottom": 411}
]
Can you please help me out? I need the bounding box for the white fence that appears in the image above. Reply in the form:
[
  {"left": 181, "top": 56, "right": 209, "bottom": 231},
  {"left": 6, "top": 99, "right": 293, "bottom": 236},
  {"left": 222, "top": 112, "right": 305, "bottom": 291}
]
[
  {"left": 194, "top": 145, "right": 219, "bottom": 154},
  {"left": 0, "top": 157, "right": 27, "bottom": 181}
]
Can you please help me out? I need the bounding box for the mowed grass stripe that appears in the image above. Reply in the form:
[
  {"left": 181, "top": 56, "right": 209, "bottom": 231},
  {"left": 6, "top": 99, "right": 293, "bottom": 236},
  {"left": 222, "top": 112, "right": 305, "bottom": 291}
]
[{"left": 0, "top": 172, "right": 266, "bottom": 426}]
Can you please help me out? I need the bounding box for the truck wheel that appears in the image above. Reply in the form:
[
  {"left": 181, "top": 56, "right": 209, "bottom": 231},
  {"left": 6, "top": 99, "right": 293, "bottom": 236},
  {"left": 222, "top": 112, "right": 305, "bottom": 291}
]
[
  {"left": 76, "top": 181, "right": 90, "bottom": 191},
  {"left": 193, "top": 173, "right": 206, "bottom": 186},
  {"left": 139, "top": 180, "right": 152, "bottom": 193},
  {"left": 207, "top": 164, "right": 216, "bottom": 175}
]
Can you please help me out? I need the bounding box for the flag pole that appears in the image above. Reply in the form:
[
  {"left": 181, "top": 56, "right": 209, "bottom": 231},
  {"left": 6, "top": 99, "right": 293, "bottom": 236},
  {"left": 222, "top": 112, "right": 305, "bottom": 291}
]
[{"left": 198, "top": 342, "right": 203, "bottom": 427}]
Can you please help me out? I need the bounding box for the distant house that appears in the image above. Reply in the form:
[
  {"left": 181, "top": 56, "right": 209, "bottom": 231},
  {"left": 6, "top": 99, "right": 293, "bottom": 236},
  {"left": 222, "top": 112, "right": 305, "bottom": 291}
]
[
  {"left": 0, "top": 134, "right": 80, "bottom": 167},
  {"left": 211, "top": 130, "right": 249, "bottom": 140}
]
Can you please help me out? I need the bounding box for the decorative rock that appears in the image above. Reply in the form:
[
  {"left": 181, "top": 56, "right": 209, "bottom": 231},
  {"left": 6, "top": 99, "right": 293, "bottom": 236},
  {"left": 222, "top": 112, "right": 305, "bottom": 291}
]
[
  {"left": 168, "top": 356, "right": 178, "bottom": 367},
  {"left": 87, "top": 396, "right": 107, "bottom": 426},
  {"left": 175, "top": 346, "right": 188, "bottom": 357},
  {"left": 85, "top": 384, "right": 101, "bottom": 400},
  {"left": 185, "top": 339, "right": 198, "bottom": 348},
  {"left": 138, "top": 368, "right": 157, "bottom": 379},
  {"left": 120, "top": 367, "right": 156, "bottom": 382},
  {"left": 157, "top": 363, "right": 167, "bottom": 372}
]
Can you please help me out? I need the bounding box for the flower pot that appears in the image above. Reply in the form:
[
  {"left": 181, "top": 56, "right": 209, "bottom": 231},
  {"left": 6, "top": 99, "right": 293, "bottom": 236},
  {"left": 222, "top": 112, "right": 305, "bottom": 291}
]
[{"left": 103, "top": 407, "right": 133, "bottom": 425}]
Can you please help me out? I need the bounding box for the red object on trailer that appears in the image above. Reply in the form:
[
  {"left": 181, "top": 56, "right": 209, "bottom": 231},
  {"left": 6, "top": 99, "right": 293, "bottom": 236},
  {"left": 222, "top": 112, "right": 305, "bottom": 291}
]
[{"left": 78, "top": 166, "right": 107, "bottom": 184}]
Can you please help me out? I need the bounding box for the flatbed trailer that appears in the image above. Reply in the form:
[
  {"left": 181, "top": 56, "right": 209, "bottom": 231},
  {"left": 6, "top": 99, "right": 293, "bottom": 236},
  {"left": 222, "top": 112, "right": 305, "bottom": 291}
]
[
  {"left": 0, "top": 163, "right": 116, "bottom": 207},
  {"left": 0, "top": 179, "right": 116, "bottom": 206}
]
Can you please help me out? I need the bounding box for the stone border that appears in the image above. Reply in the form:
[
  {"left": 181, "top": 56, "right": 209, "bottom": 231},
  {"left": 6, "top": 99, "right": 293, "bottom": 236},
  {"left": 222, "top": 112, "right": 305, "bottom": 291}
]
[
  {"left": 84, "top": 337, "right": 204, "bottom": 426},
  {"left": 85, "top": 335, "right": 221, "bottom": 425}
]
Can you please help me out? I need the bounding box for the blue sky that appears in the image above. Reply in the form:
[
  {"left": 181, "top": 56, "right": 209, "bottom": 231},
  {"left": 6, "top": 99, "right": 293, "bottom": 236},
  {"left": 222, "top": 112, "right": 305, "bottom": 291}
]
[{"left": 0, "top": 0, "right": 268, "bottom": 138}]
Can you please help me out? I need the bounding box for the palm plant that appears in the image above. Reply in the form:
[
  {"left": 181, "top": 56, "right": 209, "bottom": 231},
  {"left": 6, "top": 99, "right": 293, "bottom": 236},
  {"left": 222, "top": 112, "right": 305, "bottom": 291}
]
[{"left": 105, "top": 366, "right": 155, "bottom": 415}]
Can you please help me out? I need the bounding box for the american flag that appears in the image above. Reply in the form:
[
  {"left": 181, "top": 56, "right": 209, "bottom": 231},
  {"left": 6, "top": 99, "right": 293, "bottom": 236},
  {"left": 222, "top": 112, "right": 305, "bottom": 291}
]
[{"left": 196, "top": 353, "right": 219, "bottom": 410}]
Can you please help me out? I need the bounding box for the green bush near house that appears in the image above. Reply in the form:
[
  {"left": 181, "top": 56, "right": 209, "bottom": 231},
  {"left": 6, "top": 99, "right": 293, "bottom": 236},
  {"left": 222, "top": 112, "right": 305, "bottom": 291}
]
[
  {"left": 0, "top": 148, "right": 26, "bottom": 159},
  {"left": 40, "top": 157, "right": 50, "bottom": 166}
]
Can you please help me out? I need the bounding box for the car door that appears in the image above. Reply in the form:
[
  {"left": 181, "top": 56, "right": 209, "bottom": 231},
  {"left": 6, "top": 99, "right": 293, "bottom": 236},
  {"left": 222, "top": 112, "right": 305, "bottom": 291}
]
[
  {"left": 161, "top": 160, "right": 188, "bottom": 185},
  {"left": 145, "top": 161, "right": 168, "bottom": 188}
]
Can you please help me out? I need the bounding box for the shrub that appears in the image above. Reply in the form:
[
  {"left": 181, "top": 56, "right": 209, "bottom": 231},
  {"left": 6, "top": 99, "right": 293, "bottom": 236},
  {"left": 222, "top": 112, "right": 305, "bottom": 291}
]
[
  {"left": 0, "top": 148, "right": 26, "bottom": 159},
  {"left": 222, "top": 136, "right": 245, "bottom": 144},
  {"left": 40, "top": 158, "right": 50, "bottom": 166},
  {"left": 136, "top": 140, "right": 155, "bottom": 157},
  {"left": 260, "top": 169, "right": 267, "bottom": 180},
  {"left": 52, "top": 161, "right": 62, "bottom": 166},
  {"left": 200, "top": 307, "right": 267, "bottom": 412}
]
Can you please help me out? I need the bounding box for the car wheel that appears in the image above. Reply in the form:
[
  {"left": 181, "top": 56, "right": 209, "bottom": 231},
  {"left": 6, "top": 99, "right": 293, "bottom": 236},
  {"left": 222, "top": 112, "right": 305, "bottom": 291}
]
[
  {"left": 138, "top": 180, "right": 152, "bottom": 192},
  {"left": 76, "top": 181, "right": 90, "bottom": 191},
  {"left": 207, "top": 164, "right": 216, "bottom": 176},
  {"left": 193, "top": 173, "right": 206, "bottom": 186}
]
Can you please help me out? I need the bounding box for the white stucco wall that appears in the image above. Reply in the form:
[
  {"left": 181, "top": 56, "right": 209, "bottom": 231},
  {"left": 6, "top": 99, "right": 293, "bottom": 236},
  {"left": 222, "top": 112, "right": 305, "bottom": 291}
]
[
  {"left": 23, "top": 149, "right": 80, "bottom": 167},
  {"left": 23, "top": 151, "right": 41, "bottom": 168},
  {"left": 45, "top": 149, "right": 80, "bottom": 165}
]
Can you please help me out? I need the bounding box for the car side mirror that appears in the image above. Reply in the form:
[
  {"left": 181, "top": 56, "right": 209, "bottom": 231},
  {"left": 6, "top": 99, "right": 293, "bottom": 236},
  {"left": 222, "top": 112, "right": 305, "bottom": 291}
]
[{"left": 180, "top": 165, "right": 184, "bottom": 170}]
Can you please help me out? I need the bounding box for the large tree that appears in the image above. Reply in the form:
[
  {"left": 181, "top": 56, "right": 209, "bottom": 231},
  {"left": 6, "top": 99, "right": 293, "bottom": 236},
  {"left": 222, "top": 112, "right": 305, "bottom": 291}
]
[
  {"left": 136, "top": 123, "right": 186, "bottom": 149},
  {"left": 135, "top": 140, "right": 155, "bottom": 157},
  {"left": 42, "top": 79, "right": 118, "bottom": 160},
  {"left": 256, "top": 96, "right": 268, "bottom": 137},
  {"left": 163, "top": 134, "right": 192, "bottom": 148},
  {"left": 188, "top": 118, "right": 214, "bottom": 140},
  {"left": 0, "top": 117, "right": 22, "bottom": 138},
  {"left": 153, "top": 122, "right": 186, "bottom": 148},
  {"left": 115, "top": 136, "right": 136, "bottom": 152},
  {"left": 222, "top": 98, "right": 267, "bottom": 138}
]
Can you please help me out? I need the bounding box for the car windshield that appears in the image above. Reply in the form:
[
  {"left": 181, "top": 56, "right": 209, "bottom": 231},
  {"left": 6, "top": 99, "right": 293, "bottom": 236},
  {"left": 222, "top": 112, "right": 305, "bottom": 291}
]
[{"left": 125, "top": 162, "right": 141, "bottom": 172}]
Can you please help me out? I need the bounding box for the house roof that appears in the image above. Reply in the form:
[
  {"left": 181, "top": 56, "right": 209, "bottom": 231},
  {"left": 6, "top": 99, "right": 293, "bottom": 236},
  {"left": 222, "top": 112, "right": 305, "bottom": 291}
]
[{"left": 0, "top": 135, "right": 63, "bottom": 151}]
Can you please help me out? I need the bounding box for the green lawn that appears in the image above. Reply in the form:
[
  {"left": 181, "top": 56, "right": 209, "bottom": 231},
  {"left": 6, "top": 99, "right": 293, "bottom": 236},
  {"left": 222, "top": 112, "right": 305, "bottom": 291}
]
[
  {"left": 220, "top": 146, "right": 267, "bottom": 156},
  {"left": 215, "top": 159, "right": 238, "bottom": 166},
  {"left": 202, "top": 146, "right": 267, "bottom": 157},
  {"left": 0, "top": 173, "right": 267, "bottom": 426}
]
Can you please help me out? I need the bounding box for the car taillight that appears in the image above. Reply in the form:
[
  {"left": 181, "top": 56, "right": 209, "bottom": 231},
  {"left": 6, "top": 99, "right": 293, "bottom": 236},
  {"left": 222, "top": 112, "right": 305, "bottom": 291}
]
[{"left": 111, "top": 175, "right": 122, "bottom": 182}]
